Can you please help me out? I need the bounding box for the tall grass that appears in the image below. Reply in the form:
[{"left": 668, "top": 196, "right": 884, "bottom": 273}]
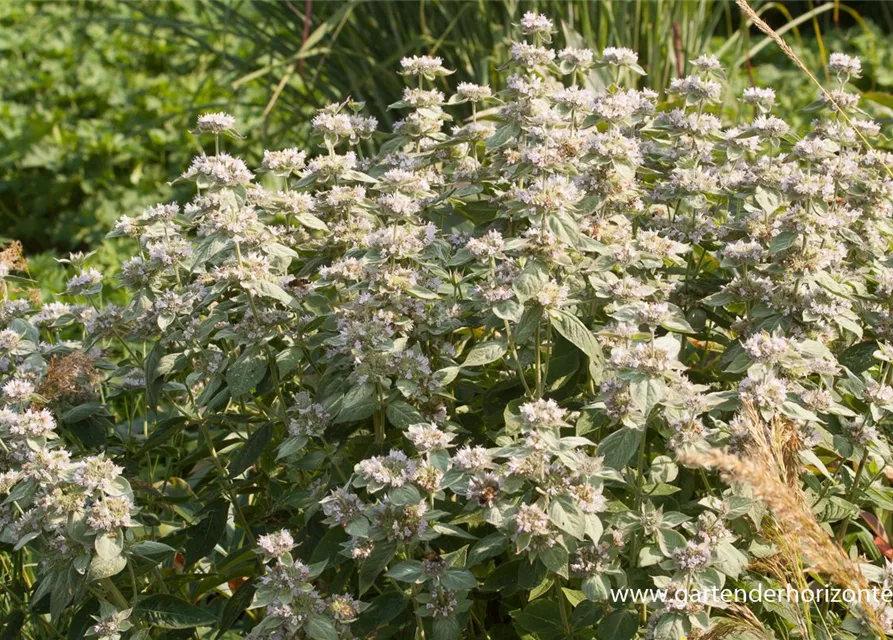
[
  {"left": 107, "top": 0, "right": 881, "bottom": 142},
  {"left": 213, "top": 0, "right": 741, "bottom": 131}
]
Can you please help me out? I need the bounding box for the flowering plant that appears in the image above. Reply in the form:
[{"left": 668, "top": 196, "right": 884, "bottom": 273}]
[{"left": 1, "top": 11, "right": 892, "bottom": 640}]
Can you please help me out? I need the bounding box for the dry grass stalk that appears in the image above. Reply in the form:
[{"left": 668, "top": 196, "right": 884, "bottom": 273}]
[
  {"left": 0, "top": 241, "right": 27, "bottom": 300},
  {"left": 736, "top": 0, "right": 893, "bottom": 180},
  {"left": 0, "top": 241, "right": 26, "bottom": 273},
  {"left": 679, "top": 445, "right": 860, "bottom": 587},
  {"left": 678, "top": 398, "right": 887, "bottom": 635},
  {"left": 37, "top": 352, "right": 101, "bottom": 403},
  {"left": 700, "top": 604, "right": 773, "bottom": 640}
]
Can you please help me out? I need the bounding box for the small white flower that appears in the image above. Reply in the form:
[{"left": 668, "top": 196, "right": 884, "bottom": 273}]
[
  {"left": 466, "top": 230, "right": 504, "bottom": 259},
  {"left": 536, "top": 280, "right": 569, "bottom": 309},
  {"left": 86, "top": 496, "right": 133, "bottom": 532},
  {"left": 510, "top": 42, "right": 556, "bottom": 67},
  {"left": 262, "top": 148, "right": 307, "bottom": 175},
  {"left": 456, "top": 82, "right": 492, "bottom": 102},
  {"left": 257, "top": 529, "right": 295, "bottom": 560},
  {"left": 406, "top": 422, "right": 456, "bottom": 452},
  {"left": 400, "top": 55, "right": 451, "bottom": 77},
  {"left": 196, "top": 112, "right": 236, "bottom": 134},
  {"left": 519, "top": 11, "right": 554, "bottom": 35},
  {"left": 601, "top": 46, "right": 638, "bottom": 66},
  {"left": 691, "top": 54, "right": 722, "bottom": 73},
  {"left": 742, "top": 87, "right": 776, "bottom": 109},
  {"left": 519, "top": 398, "right": 567, "bottom": 429},
  {"left": 356, "top": 450, "right": 417, "bottom": 488},
  {"left": 2, "top": 378, "right": 34, "bottom": 403},
  {"left": 828, "top": 52, "right": 862, "bottom": 79},
  {"left": 66, "top": 268, "right": 103, "bottom": 294},
  {"left": 558, "top": 47, "right": 594, "bottom": 68}
]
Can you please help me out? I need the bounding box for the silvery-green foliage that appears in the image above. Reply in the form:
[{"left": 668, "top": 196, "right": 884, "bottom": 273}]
[{"left": 1, "top": 11, "right": 892, "bottom": 640}]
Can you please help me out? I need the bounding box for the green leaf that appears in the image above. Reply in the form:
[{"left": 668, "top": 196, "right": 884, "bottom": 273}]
[
  {"left": 335, "top": 383, "right": 379, "bottom": 423},
  {"left": 352, "top": 591, "right": 407, "bottom": 637},
  {"left": 660, "top": 305, "right": 695, "bottom": 333},
  {"left": 492, "top": 299, "right": 523, "bottom": 322},
  {"left": 539, "top": 544, "right": 569, "bottom": 576},
  {"left": 94, "top": 533, "right": 123, "bottom": 560},
  {"left": 433, "top": 366, "right": 460, "bottom": 386},
  {"left": 226, "top": 347, "right": 267, "bottom": 398},
  {"left": 190, "top": 234, "right": 231, "bottom": 270},
  {"left": 359, "top": 541, "right": 398, "bottom": 595},
  {"left": 61, "top": 403, "right": 111, "bottom": 424},
  {"left": 561, "top": 587, "right": 586, "bottom": 608},
  {"left": 407, "top": 285, "right": 440, "bottom": 300},
  {"left": 276, "top": 347, "right": 304, "bottom": 378},
  {"left": 769, "top": 231, "right": 798, "bottom": 255},
  {"left": 229, "top": 423, "right": 273, "bottom": 477},
  {"left": 513, "top": 599, "right": 562, "bottom": 635},
  {"left": 839, "top": 341, "right": 878, "bottom": 374},
  {"left": 649, "top": 455, "right": 678, "bottom": 483},
  {"left": 638, "top": 546, "right": 665, "bottom": 567},
  {"left": 863, "top": 91, "right": 893, "bottom": 110},
  {"left": 432, "top": 523, "right": 477, "bottom": 540},
  {"left": 87, "top": 555, "right": 126, "bottom": 581},
  {"left": 216, "top": 579, "right": 256, "bottom": 639},
  {"left": 306, "top": 614, "right": 338, "bottom": 640},
  {"left": 386, "top": 560, "right": 424, "bottom": 582},
  {"left": 713, "top": 540, "right": 748, "bottom": 579},
  {"left": 136, "top": 594, "right": 216, "bottom": 630},
  {"left": 482, "top": 559, "right": 523, "bottom": 592},
  {"left": 145, "top": 343, "right": 164, "bottom": 413},
  {"left": 246, "top": 280, "right": 299, "bottom": 307},
  {"left": 486, "top": 123, "right": 520, "bottom": 149},
  {"left": 653, "top": 613, "right": 688, "bottom": 640},
  {"left": 549, "top": 310, "right": 604, "bottom": 365},
  {"left": 467, "top": 533, "right": 509, "bottom": 566},
  {"left": 50, "top": 568, "right": 76, "bottom": 621},
  {"left": 629, "top": 376, "right": 665, "bottom": 415},
  {"left": 548, "top": 496, "right": 585, "bottom": 540},
  {"left": 441, "top": 569, "right": 477, "bottom": 590},
  {"left": 462, "top": 341, "right": 507, "bottom": 367},
  {"left": 513, "top": 264, "right": 548, "bottom": 303},
  {"left": 583, "top": 513, "right": 603, "bottom": 542},
  {"left": 386, "top": 400, "right": 424, "bottom": 429},
  {"left": 597, "top": 609, "right": 638, "bottom": 640},
  {"left": 130, "top": 541, "right": 176, "bottom": 563},
  {"left": 65, "top": 602, "right": 97, "bottom": 640},
  {"left": 657, "top": 528, "right": 687, "bottom": 556},
  {"left": 571, "top": 600, "right": 602, "bottom": 630},
  {"left": 598, "top": 427, "right": 643, "bottom": 469},
  {"left": 388, "top": 484, "right": 422, "bottom": 506},
  {"left": 184, "top": 499, "right": 229, "bottom": 567},
  {"left": 293, "top": 211, "right": 329, "bottom": 231},
  {"left": 432, "top": 617, "right": 460, "bottom": 640},
  {"left": 582, "top": 575, "right": 610, "bottom": 601},
  {"left": 276, "top": 435, "right": 308, "bottom": 460}
]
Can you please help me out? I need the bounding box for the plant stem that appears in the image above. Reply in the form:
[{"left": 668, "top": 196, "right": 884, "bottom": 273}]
[
  {"left": 502, "top": 319, "right": 534, "bottom": 398},
  {"left": 100, "top": 578, "right": 130, "bottom": 610}
]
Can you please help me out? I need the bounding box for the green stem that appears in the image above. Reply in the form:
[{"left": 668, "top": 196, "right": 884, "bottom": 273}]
[
  {"left": 502, "top": 319, "right": 534, "bottom": 398},
  {"left": 100, "top": 577, "right": 130, "bottom": 610},
  {"left": 554, "top": 580, "right": 571, "bottom": 634},
  {"left": 534, "top": 321, "right": 543, "bottom": 398},
  {"left": 199, "top": 419, "right": 257, "bottom": 546},
  {"left": 835, "top": 450, "right": 869, "bottom": 543}
]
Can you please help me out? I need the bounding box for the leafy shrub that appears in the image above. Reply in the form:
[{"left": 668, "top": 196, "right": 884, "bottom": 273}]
[{"left": 2, "top": 11, "right": 893, "bottom": 640}]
